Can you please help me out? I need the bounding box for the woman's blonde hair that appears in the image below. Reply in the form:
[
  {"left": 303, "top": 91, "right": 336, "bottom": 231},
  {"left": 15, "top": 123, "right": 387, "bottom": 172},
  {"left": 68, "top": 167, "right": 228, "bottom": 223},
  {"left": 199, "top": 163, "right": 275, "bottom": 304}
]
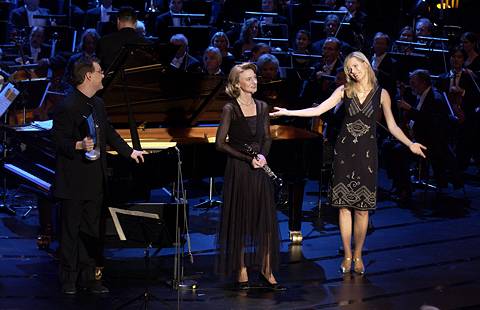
[
  {"left": 225, "top": 62, "right": 257, "bottom": 98},
  {"left": 343, "top": 51, "right": 377, "bottom": 98}
]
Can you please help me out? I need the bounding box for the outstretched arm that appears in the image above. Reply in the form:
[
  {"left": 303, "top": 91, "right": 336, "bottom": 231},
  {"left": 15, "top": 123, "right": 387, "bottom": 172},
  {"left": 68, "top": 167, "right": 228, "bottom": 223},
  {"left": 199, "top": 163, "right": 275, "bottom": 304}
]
[
  {"left": 270, "top": 85, "right": 344, "bottom": 118},
  {"left": 381, "top": 89, "right": 427, "bottom": 158}
]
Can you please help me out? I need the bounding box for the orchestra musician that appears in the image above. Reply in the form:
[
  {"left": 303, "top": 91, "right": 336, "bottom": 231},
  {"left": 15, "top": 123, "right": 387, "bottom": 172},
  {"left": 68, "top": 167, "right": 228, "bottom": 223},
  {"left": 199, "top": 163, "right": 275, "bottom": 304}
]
[{"left": 438, "top": 46, "right": 480, "bottom": 172}]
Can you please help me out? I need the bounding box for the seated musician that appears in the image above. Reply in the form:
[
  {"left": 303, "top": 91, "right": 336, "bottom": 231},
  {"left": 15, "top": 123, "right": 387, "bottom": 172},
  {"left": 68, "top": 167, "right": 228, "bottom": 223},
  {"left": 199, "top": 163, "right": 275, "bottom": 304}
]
[
  {"left": 64, "top": 29, "right": 100, "bottom": 86},
  {"left": 233, "top": 18, "right": 260, "bottom": 60},
  {"left": 370, "top": 32, "right": 397, "bottom": 109},
  {"left": 96, "top": 6, "right": 149, "bottom": 71},
  {"left": 250, "top": 43, "right": 271, "bottom": 62},
  {"left": 461, "top": 32, "right": 480, "bottom": 75},
  {"left": 291, "top": 30, "right": 312, "bottom": 70},
  {"left": 202, "top": 46, "right": 224, "bottom": 76},
  {"left": 391, "top": 26, "right": 415, "bottom": 54},
  {"left": 9, "top": 0, "right": 50, "bottom": 34},
  {"left": 155, "top": 0, "right": 191, "bottom": 42},
  {"left": 15, "top": 26, "right": 65, "bottom": 76},
  {"left": 311, "top": 14, "right": 353, "bottom": 57},
  {"left": 52, "top": 56, "right": 146, "bottom": 295},
  {"left": 391, "top": 69, "right": 463, "bottom": 200},
  {"left": 257, "top": 53, "right": 280, "bottom": 83},
  {"left": 210, "top": 31, "right": 236, "bottom": 73},
  {"left": 437, "top": 46, "right": 480, "bottom": 172},
  {"left": 169, "top": 33, "right": 201, "bottom": 73},
  {"left": 20, "top": 26, "right": 50, "bottom": 66},
  {"left": 260, "top": 0, "right": 288, "bottom": 25},
  {"left": 255, "top": 54, "right": 291, "bottom": 117},
  {"left": 302, "top": 37, "right": 344, "bottom": 104},
  {"left": 84, "top": 0, "right": 116, "bottom": 31},
  {"left": 344, "top": 0, "right": 367, "bottom": 50}
]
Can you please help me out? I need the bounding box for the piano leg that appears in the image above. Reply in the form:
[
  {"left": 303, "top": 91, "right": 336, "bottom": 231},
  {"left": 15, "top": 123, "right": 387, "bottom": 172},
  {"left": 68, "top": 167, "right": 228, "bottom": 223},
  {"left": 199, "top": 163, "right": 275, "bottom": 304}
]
[{"left": 288, "top": 180, "right": 306, "bottom": 245}]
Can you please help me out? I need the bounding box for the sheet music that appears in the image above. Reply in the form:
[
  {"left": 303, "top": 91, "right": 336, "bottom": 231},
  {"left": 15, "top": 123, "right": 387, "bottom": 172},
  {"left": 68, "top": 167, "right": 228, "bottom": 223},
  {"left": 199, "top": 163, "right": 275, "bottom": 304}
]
[
  {"left": 0, "top": 83, "right": 20, "bottom": 117},
  {"left": 12, "top": 120, "right": 53, "bottom": 132}
]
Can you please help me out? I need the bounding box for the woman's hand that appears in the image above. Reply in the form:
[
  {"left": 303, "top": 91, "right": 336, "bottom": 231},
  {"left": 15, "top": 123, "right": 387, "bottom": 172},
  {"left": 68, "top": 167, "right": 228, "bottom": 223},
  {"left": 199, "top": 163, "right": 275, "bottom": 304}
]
[
  {"left": 409, "top": 142, "right": 427, "bottom": 158},
  {"left": 252, "top": 154, "right": 267, "bottom": 168},
  {"left": 269, "top": 107, "right": 289, "bottom": 118}
]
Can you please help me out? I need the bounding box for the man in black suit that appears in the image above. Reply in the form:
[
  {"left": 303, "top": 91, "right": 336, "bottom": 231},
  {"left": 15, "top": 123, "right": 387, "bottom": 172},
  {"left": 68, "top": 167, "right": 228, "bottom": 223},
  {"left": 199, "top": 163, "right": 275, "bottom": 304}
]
[
  {"left": 169, "top": 33, "right": 201, "bottom": 73},
  {"left": 52, "top": 56, "right": 145, "bottom": 294},
  {"left": 389, "top": 69, "right": 462, "bottom": 200},
  {"left": 155, "top": 0, "right": 191, "bottom": 42},
  {"left": 370, "top": 32, "right": 397, "bottom": 117},
  {"left": 84, "top": 0, "right": 114, "bottom": 28},
  {"left": 9, "top": 0, "right": 50, "bottom": 33},
  {"left": 85, "top": 0, "right": 116, "bottom": 36},
  {"left": 96, "top": 6, "right": 148, "bottom": 71},
  {"left": 311, "top": 14, "right": 353, "bottom": 57}
]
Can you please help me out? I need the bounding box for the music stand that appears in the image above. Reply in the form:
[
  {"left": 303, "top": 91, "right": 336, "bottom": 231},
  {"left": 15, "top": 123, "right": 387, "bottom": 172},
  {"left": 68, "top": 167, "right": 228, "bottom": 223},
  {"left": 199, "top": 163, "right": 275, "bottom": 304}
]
[
  {"left": 11, "top": 78, "right": 50, "bottom": 124},
  {"left": 0, "top": 83, "right": 19, "bottom": 215},
  {"left": 108, "top": 207, "right": 171, "bottom": 309}
]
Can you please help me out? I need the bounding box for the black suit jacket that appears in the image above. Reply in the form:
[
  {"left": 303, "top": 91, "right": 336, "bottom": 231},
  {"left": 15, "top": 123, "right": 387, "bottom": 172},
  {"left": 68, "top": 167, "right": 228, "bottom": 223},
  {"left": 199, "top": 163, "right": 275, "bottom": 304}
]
[
  {"left": 96, "top": 27, "right": 149, "bottom": 70},
  {"left": 437, "top": 70, "right": 480, "bottom": 117},
  {"left": 155, "top": 11, "right": 191, "bottom": 41},
  {"left": 10, "top": 6, "right": 50, "bottom": 30},
  {"left": 52, "top": 88, "right": 132, "bottom": 200},
  {"left": 408, "top": 87, "right": 450, "bottom": 145}
]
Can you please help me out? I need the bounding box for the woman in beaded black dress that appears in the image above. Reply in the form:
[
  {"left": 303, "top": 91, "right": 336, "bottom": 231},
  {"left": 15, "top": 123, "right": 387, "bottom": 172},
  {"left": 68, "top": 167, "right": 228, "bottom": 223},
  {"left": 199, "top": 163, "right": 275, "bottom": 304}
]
[
  {"left": 215, "top": 63, "right": 284, "bottom": 290},
  {"left": 271, "top": 52, "right": 426, "bottom": 274}
]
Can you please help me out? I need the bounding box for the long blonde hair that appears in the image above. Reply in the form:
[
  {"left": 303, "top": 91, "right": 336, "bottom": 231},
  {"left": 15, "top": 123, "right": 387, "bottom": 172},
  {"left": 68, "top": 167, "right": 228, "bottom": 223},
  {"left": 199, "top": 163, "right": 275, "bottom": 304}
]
[{"left": 343, "top": 51, "right": 377, "bottom": 98}]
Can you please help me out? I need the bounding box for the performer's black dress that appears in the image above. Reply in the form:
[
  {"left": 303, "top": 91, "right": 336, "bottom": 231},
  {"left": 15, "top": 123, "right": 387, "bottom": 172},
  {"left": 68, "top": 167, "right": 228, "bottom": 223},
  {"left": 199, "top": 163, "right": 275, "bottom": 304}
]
[
  {"left": 215, "top": 99, "right": 280, "bottom": 276},
  {"left": 331, "top": 87, "right": 382, "bottom": 210}
]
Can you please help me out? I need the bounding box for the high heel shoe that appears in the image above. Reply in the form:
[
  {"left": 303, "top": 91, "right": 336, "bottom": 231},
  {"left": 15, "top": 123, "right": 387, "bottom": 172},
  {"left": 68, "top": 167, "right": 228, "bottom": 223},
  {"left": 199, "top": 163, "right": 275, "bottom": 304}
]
[
  {"left": 339, "top": 257, "right": 352, "bottom": 274},
  {"left": 353, "top": 257, "right": 365, "bottom": 275},
  {"left": 259, "top": 273, "right": 286, "bottom": 291},
  {"left": 235, "top": 281, "right": 249, "bottom": 290}
]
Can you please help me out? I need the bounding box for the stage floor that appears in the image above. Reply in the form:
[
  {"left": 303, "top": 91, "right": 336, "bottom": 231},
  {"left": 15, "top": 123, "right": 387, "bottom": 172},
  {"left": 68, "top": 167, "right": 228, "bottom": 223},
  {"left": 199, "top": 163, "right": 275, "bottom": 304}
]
[{"left": 1, "top": 168, "right": 480, "bottom": 309}]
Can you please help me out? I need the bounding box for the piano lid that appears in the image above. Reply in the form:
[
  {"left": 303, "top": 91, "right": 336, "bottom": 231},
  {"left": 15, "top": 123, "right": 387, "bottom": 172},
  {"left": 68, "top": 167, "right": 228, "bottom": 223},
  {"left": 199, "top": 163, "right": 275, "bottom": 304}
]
[{"left": 100, "top": 42, "right": 228, "bottom": 127}]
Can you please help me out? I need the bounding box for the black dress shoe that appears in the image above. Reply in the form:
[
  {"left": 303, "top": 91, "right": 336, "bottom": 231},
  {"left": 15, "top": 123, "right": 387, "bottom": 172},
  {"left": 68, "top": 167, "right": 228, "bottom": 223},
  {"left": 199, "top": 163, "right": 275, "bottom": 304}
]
[
  {"left": 235, "top": 281, "right": 249, "bottom": 290},
  {"left": 62, "top": 283, "right": 77, "bottom": 295},
  {"left": 259, "top": 273, "right": 286, "bottom": 291},
  {"left": 81, "top": 281, "right": 109, "bottom": 294}
]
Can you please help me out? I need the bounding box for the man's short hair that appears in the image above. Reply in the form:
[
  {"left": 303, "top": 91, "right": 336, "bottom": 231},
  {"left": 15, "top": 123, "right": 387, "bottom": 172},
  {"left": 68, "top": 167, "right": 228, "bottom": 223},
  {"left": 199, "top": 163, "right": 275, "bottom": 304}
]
[
  {"left": 72, "top": 56, "right": 99, "bottom": 86},
  {"left": 410, "top": 69, "right": 431, "bottom": 86},
  {"left": 170, "top": 33, "right": 188, "bottom": 46},
  {"left": 117, "top": 6, "right": 137, "bottom": 23}
]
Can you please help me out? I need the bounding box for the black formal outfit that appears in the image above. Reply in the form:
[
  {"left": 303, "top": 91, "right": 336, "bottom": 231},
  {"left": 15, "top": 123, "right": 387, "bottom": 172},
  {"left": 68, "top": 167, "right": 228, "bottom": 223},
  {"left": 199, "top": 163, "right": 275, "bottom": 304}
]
[
  {"left": 465, "top": 55, "right": 480, "bottom": 76},
  {"left": 387, "top": 87, "right": 462, "bottom": 193},
  {"left": 155, "top": 11, "right": 191, "bottom": 42},
  {"left": 331, "top": 87, "right": 382, "bottom": 210},
  {"left": 438, "top": 70, "right": 480, "bottom": 171},
  {"left": 215, "top": 99, "right": 280, "bottom": 276},
  {"left": 170, "top": 53, "right": 202, "bottom": 73},
  {"left": 9, "top": 6, "right": 50, "bottom": 31},
  {"left": 311, "top": 39, "right": 354, "bottom": 59},
  {"left": 52, "top": 88, "right": 132, "bottom": 286},
  {"left": 96, "top": 27, "right": 148, "bottom": 71}
]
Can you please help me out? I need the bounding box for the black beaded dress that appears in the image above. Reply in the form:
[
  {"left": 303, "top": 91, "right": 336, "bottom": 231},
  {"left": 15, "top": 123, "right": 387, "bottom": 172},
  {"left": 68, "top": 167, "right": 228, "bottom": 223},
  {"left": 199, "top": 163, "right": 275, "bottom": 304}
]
[
  {"left": 215, "top": 99, "right": 280, "bottom": 276},
  {"left": 330, "top": 86, "right": 382, "bottom": 210}
]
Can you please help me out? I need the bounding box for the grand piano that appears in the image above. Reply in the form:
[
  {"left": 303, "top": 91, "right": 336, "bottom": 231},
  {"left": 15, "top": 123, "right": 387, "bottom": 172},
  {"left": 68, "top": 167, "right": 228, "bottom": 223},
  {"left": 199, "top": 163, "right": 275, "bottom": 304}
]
[{"left": 3, "top": 43, "right": 322, "bottom": 246}]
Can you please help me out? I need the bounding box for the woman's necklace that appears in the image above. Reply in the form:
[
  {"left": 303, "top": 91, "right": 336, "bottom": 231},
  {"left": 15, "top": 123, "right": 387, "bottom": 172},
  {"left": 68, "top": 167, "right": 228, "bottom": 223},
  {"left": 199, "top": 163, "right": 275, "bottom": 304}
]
[{"left": 237, "top": 97, "right": 254, "bottom": 106}]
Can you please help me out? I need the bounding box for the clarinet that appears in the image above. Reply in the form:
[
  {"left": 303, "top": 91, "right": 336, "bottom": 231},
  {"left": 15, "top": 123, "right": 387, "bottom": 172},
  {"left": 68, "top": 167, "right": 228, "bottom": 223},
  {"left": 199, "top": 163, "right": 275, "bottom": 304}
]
[{"left": 243, "top": 144, "right": 283, "bottom": 188}]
